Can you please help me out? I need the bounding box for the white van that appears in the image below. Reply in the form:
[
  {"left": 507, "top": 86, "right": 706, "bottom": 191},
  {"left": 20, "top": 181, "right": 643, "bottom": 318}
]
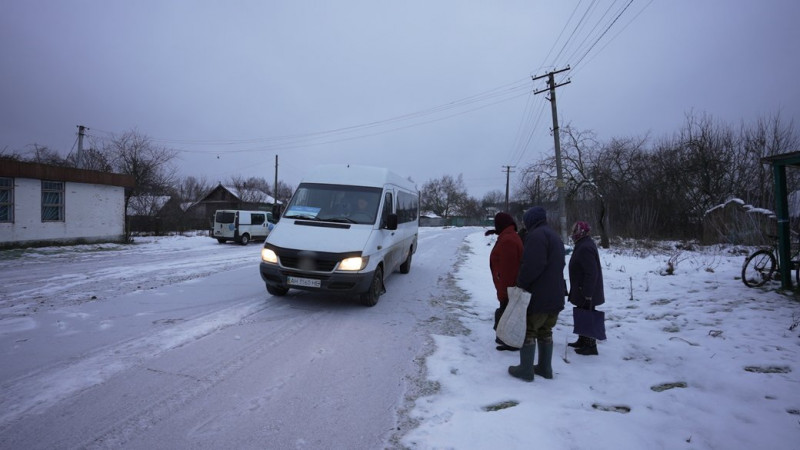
[
  {"left": 212, "top": 210, "right": 275, "bottom": 245},
  {"left": 259, "top": 164, "right": 419, "bottom": 306}
]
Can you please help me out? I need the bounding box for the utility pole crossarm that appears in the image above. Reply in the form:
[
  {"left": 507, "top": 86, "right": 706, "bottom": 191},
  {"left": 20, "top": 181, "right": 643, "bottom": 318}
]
[
  {"left": 533, "top": 79, "right": 571, "bottom": 96},
  {"left": 531, "top": 65, "right": 570, "bottom": 81}
]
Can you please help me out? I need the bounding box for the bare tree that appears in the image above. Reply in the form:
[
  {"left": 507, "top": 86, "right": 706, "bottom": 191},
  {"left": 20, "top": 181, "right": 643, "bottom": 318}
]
[
  {"left": 420, "top": 174, "right": 468, "bottom": 218},
  {"left": 228, "top": 176, "right": 272, "bottom": 203},
  {"left": 175, "top": 176, "right": 212, "bottom": 203},
  {"left": 63, "top": 146, "right": 113, "bottom": 172},
  {"left": 103, "top": 130, "right": 178, "bottom": 239},
  {"left": 515, "top": 160, "right": 557, "bottom": 206},
  {"left": 594, "top": 134, "right": 651, "bottom": 240},
  {"left": 459, "top": 196, "right": 485, "bottom": 221},
  {"left": 29, "top": 145, "right": 66, "bottom": 166},
  {"left": 273, "top": 180, "right": 294, "bottom": 205},
  {"left": 481, "top": 189, "right": 505, "bottom": 208},
  {"left": 559, "top": 126, "right": 613, "bottom": 247},
  {"left": 105, "top": 130, "right": 177, "bottom": 194},
  {"left": 739, "top": 111, "right": 799, "bottom": 208}
]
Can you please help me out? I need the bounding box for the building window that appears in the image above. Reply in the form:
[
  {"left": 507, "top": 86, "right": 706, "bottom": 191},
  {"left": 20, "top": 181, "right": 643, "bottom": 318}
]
[
  {"left": 0, "top": 177, "right": 12, "bottom": 222},
  {"left": 42, "top": 180, "right": 64, "bottom": 222}
]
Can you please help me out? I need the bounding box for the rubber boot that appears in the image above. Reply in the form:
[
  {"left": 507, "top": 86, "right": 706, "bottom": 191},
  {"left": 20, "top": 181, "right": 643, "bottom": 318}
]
[
  {"left": 567, "top": 335, "right": 588, "bottom": 348},
  {"left": 575, "top": 337, "right": 598, "bottom": 356},
  {"left": 508, "top": 343, "right": 535, "bottom": 382},
  {"left": 534, "top": 338, "right": 554, "bottom": 379}
]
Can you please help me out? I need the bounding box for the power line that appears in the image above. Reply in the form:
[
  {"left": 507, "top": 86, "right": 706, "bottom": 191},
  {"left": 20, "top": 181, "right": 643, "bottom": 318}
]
[
  {"left": 90, "top": 79, "right": 532, "bottom": 154},
  {"left": 572, "top": 0, "right": 654, "bottom": 76},
  {"left": 509, "top": 0, "right": 644, "bottom": 174},
  {"left": 571, "top": 0, "right": 635, "bottom": 71}
]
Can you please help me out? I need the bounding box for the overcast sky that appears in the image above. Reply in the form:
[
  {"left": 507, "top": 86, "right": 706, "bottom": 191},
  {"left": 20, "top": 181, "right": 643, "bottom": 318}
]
[{"left": 2, "top": 1, "right": 799, "bottom": 199}]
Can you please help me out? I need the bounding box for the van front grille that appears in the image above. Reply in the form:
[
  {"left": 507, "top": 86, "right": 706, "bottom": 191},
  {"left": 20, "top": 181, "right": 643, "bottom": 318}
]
[{"left": 279, "top": 255, "right": 338, "bottom": 272}]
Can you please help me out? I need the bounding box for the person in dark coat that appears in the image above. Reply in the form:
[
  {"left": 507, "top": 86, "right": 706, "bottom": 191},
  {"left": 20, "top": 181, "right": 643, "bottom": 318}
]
[
  {"left": 485, "top": 212, "right": 524, "bottom": 351},
  {"left": 567, "top": 220, "right": 605, "bottom": 355},
  {"left": 508, "top": 206, "right": 565, "bottom": 381}
]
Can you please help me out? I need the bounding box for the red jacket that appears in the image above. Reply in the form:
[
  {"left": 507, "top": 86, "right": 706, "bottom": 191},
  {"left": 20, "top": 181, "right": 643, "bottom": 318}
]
[{"left": 489, "top": 226, "right": 523, "bottom": 304}]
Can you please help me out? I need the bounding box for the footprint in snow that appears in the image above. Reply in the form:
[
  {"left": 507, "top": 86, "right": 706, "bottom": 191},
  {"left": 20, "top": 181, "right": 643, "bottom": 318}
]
[{"left": 592, "top": 403, "right": 631, "bottom": 413}]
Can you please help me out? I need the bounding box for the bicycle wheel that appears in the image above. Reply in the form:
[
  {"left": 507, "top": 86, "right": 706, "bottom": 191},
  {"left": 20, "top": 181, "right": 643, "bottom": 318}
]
[{"left": 742, "top": 249, "right": 777, "bottom": 287}]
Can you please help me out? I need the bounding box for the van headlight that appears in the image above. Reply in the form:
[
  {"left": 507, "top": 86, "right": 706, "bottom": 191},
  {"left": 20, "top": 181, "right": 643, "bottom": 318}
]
[
  {"left": 261, "top": 248, "right": 279, "bottom": 264},
  {"left": 338, "top": 256, "right": 368, "bottom": 271}
]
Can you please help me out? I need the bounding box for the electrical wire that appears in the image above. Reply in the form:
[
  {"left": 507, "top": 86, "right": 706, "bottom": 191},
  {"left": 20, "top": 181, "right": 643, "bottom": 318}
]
[
  {"left": 508, "top": 0, "right": 645, "bottom": 173},
  {"left": 571, "top": 0, "right": 635, "bottom": 71},
  {"left": 90, "top": 78, "right": 532, "bottom": 153},
  {"left": 571, "top": 0, "right": 654, "bottom": 77}
]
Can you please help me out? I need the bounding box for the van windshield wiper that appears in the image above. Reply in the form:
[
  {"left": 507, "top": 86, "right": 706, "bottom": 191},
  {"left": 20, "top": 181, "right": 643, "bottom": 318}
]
[
  {"left": 285, "top": 214, "right": 320, "bottom": 220},
  {"left": 321, "top": 216, "right": 356, "bottom": 224}
]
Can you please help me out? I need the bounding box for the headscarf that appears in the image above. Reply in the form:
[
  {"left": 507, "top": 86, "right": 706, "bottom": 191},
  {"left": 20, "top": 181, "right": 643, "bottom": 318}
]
[
  {"left": 571, "top": 220, "right": 591, "bottom": 243},
  {"left": 485, "top": 212, "right": 517, "bottom": 236}
]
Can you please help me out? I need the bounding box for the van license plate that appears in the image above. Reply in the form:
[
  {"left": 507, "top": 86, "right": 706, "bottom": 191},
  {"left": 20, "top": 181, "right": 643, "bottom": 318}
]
[{"left": 287, "top": 276, "right": 321, "bottom": 288}]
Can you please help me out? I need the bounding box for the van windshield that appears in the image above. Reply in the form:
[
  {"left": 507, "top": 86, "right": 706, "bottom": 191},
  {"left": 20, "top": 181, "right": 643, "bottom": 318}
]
[{"left": 284, "top": 183, "right": 382, "bottom": 225}]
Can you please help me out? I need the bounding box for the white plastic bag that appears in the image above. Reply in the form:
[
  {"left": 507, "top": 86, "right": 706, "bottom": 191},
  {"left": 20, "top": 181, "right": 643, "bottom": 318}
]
[{"left": 496, "top": 286, "right": 531, "bottom": 349}]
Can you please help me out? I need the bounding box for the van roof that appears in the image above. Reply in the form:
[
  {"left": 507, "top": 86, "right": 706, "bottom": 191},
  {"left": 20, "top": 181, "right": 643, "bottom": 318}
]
[{"left": 301, "top": 164, "right": 417, "bottom": 191}]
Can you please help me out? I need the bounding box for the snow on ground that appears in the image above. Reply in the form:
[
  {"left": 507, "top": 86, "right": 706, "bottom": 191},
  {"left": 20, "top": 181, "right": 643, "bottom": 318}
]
[
  {"left": 402, "top": 231, "right": 800, "bottom": 450},
  {"left": 0, "top": 233, "right": 257, "bottom": 318},
  {"left": 2, "top": 229, "right": 799, "bottom": 448}
]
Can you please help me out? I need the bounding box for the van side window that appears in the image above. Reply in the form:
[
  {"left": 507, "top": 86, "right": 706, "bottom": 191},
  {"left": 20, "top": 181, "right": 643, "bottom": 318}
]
[
  {"left": 380, "top": 192, "right": 393, "bottom": 228},
  {"left": 397, "top": 191, "right": 419, "bottom": 224}
]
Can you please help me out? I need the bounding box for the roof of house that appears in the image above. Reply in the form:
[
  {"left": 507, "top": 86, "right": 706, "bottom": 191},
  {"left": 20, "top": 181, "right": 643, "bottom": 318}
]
[{"left": 0, "top": 159, "right": 136, "bottom": 188}]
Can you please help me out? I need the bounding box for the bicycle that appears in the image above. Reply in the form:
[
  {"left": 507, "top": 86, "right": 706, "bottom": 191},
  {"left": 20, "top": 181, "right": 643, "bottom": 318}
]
[{"left": 741, "top": 236, "right": 800, "bottom": 288}]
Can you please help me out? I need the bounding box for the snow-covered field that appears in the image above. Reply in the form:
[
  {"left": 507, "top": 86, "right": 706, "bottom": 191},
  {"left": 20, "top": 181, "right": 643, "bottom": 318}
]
[
  {"left": 403, "top": 231, "right": 800, "bottom": 449},
  {"left": 1, "top": 228, "right": 799, "bottom": 449}
]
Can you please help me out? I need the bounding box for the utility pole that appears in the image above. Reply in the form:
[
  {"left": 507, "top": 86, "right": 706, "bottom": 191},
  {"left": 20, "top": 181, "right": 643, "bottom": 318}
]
[
  {"left": 273, "top": 155, "right": 280, "bottom": 217},
  {"left": 502, "top": 165, "right": 515, "bottom": 212},
  {"left": 533, "top": 67, "right": 570, "bottom": 241},
  {"left": 76, "top": 125, "right": 88, "bottom": 168}
]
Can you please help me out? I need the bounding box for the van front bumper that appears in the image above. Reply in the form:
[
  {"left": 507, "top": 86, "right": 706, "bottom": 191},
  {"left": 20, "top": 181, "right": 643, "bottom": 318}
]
[{"left": 260, "top": 262, "right": 374, "bottom": 294}]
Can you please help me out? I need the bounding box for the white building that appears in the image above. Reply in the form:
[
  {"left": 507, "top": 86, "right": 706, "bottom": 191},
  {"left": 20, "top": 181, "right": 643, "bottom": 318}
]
[{"left": 0, "top": 160, "right": 135, "bottom": 248}]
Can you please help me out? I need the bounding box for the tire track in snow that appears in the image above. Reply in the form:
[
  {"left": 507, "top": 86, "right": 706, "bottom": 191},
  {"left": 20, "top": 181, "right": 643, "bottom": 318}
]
[{"left": 0, "top": 297, "right": 271, "bottom": 428}]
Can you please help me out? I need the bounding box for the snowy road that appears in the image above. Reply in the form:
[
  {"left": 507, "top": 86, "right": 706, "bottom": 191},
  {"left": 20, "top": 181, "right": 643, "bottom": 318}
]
[{"left": 0, "top": 227, "right": 477, "bottom": 449}]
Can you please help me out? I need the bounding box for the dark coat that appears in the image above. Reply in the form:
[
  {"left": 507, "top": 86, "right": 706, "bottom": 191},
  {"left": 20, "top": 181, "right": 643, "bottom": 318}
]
[
  {"left": 568, "top": 235, "right": 605, "bottom": 308},
  {"left": 490, "top": 225, "right": 524, "bottom": 304},
  {"left": 516, "top": 220, "right": 566, "bottom": 314}
]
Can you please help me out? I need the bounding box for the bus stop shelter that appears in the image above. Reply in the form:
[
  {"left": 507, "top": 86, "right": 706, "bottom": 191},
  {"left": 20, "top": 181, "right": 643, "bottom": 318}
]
[{"left": 762, "top": 151, "right": 800, "bottom": 290}]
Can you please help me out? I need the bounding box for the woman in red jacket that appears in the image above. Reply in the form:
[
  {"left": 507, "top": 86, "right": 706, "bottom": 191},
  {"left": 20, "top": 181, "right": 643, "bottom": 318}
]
[{"left": 486, "top": 212, "right": 524, "bottom": 351}]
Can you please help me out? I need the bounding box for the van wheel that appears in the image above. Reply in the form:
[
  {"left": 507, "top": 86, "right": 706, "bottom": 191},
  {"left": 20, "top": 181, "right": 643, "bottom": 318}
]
[
  {"left": 267, "top": 284, "right": 288, "bottom": 296},
  {"left": 217, "top": 238, "right": 226, "bottom": 244},
  {"left": 240, "top": 234, "right": 250, "bottom": 245},
  {"left": 361, "top": 266, "right": 384, "bottom": 307},
  {"left": 399, "top": 250, "right": 412, "bottom": 274}
]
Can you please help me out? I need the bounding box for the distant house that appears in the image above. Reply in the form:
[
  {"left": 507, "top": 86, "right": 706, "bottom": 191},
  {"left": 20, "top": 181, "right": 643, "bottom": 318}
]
[
  {"left": 0, "top": 160, "right": 136, "bottom": 248},
  {"left": 420, "top": 211, "right": 446, "bottom": 227},
  {"left": 184, "top": 184, "right": 281, "bottom": 229},
  {"left": 126, "top": 194, "right": 187, "bottom": 234}
]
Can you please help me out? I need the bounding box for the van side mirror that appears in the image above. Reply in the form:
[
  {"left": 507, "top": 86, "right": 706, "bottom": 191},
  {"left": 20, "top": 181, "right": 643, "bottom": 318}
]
[{"left": 386, "top": 213, "right": 398, "bottom": 230}]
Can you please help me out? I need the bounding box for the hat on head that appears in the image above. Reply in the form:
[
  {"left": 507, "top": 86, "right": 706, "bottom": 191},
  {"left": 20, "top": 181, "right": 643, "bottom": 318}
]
[
  {"left": 485, "top": 212, "right": 517, "bottom": 236},
  {"left": 571, "top": 221, "right": 591, "bottom": 242},
  {"left": 523, "top": 206, "right": 547, "bottom": 230}
]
